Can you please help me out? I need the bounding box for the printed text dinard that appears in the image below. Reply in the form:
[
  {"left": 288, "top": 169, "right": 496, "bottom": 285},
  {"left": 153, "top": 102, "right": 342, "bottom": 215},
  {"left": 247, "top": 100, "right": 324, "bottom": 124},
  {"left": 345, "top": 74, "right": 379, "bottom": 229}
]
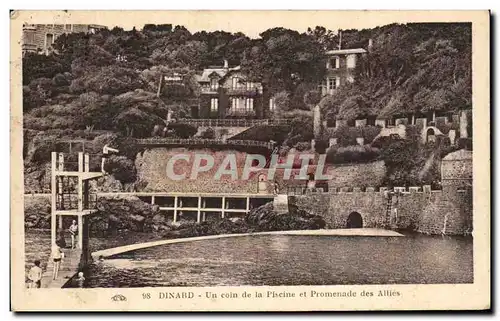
[
  {"left": 166, "top": 153, "right": 331, "bottom": 181},
  {"left": 156, "top": 289, "right": 401, "bottom": 299}
]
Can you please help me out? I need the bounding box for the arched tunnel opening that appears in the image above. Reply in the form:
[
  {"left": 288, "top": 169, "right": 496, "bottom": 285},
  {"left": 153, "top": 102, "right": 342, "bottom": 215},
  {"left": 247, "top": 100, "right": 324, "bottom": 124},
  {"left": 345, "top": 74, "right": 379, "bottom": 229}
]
[{"left": 346, "top": 212, "right": 363, "bottom": 228}]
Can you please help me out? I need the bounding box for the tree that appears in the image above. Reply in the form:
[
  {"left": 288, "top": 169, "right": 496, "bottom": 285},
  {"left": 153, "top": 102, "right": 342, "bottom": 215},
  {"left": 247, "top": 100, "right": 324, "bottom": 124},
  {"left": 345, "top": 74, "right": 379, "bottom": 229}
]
[
  {"left": 241, "top": 28, "right": 326, "bottom": 93},
  {"left": 111, "top": 89, "right": 168, "bottom": 137}
]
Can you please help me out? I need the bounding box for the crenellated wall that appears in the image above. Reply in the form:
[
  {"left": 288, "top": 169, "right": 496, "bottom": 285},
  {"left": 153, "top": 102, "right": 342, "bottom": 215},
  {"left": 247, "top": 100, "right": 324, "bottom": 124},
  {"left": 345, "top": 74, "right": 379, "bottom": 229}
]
[{"left": 291, "top": 187, "right": 472, "bottom": 235}]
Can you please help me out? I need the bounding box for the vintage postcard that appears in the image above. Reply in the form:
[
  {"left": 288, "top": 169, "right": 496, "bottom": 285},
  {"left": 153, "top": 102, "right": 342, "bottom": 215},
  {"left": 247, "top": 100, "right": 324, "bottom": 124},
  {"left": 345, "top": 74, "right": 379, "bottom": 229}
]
[{"left": 10, "top": 10, "right": 490, "bottom": 311}]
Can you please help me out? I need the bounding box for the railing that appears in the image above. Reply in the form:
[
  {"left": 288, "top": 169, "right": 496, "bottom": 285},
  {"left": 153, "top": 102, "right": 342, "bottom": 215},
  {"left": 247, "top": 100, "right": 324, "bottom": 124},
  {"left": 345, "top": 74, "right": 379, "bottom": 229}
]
[
  {"left": 226, "top": 88, "right": 261, "bottom": 96},
  {"left": 134, "top": 138, "right": 274, "bottom": 149},
  {"left": 177, "top": 118, "right": 268, "bottom": 127},
  {"left": 225, "top": 110, "right": 256, "bottom": 117},
  {"left": 176, "top": 118, "right": 291, "bottom": 127},
  {"left": 200, "top": 87, "right": 218, "bottom": 94}
]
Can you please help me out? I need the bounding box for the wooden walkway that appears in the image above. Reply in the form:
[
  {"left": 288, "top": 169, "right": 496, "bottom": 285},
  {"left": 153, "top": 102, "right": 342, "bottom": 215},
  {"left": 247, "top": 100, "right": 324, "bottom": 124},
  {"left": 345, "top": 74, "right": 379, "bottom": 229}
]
[{"left": 40, "top": 248, "right": 82, "bottom": 288}]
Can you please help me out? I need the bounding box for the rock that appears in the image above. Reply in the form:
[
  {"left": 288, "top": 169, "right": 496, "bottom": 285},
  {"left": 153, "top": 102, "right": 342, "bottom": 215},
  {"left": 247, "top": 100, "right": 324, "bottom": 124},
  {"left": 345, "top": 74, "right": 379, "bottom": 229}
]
[{"left": 245, "top": 202, "right": 326, "bottom": 231}]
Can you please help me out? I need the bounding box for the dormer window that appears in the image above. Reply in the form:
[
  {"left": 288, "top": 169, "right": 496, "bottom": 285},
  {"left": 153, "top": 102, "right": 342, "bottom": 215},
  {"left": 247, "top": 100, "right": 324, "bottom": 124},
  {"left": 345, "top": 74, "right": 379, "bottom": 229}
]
[{"left": 210, "top": 77, "right": 219, "bottom": 91}]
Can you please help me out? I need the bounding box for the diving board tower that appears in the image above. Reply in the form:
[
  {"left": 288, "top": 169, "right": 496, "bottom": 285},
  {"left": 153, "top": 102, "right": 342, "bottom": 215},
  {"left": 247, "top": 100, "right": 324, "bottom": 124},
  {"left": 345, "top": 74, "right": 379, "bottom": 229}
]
[{"left": 50, "top": 152, "right": 103, "bottom": 254}]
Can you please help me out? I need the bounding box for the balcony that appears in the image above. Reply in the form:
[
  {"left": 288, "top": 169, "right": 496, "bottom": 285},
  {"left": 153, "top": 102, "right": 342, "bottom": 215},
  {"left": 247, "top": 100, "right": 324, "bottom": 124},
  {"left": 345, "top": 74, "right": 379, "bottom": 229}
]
[
  {"left": 226, "top": 88, "right": 261, "bottom": 96},
  {"left": 200, "top": 87, "right": 218, "bottom": 94},
  {"left": 225, "top": 109, "right": 256, "bottom": 118}
]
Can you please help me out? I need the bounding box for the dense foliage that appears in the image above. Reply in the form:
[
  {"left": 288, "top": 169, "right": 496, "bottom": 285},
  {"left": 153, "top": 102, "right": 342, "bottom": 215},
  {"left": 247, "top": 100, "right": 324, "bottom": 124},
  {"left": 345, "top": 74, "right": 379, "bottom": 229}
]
[
  {"left": 320, "top": 23, "right": 471, "bottom": 122},
  {"left": 22, "top": 23, "right": 472, "bottom": 188},
  {"left": 23, "top": 23, "right": 471, "bottom": 136}
]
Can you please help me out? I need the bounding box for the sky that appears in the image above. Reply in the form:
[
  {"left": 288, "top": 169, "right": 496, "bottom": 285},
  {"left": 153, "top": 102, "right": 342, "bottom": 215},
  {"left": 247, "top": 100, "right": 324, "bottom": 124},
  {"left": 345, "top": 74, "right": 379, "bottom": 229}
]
[{"left": 36, "top": 10, "right": 477, "bottom": 39}]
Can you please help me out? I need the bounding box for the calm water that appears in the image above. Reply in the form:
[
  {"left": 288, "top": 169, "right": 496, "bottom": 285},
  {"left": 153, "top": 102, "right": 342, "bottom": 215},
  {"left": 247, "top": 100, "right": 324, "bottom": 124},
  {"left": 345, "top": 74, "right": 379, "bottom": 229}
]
[{"left": 74, "top": 233, "right": 473, "bottom": 288}]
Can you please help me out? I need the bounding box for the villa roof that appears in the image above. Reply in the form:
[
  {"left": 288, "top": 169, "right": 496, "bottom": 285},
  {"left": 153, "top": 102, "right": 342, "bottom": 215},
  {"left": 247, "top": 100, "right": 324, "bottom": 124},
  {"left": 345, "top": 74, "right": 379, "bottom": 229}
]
[
  {"left": 197, "top": 66, "right": 241, "bottom": 82},
  {"left": 442, "top": 149, "right": 472, "bottom": 161},
  {"left": 326, "top": 48, "right": 367, "bottom": 55}
]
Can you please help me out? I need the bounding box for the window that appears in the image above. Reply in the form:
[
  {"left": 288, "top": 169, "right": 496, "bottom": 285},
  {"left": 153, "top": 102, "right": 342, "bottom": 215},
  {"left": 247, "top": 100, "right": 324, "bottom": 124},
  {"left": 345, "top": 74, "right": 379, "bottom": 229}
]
[
  {"left": 210, "top": 78, "right": 219, "bottom": 91},
  {"left": 231, "top": 77, "right": 238, "bottom": 89},
  {"left": 269, "top": 98, "right": 276, "bottom": 111},
  {"left": 45, "top": 33, "right": 54, "bottom": 53},
  {"left": 245, "top": 98, "right": 254, "bottom": 111},
  {"left": 334, "top": 57, "right": 340, "bottom": 69},
  {"left": 346, "top": 55, "right": 356, "bottom": 69},
  {"left": 328, "top": 78, "right": 335, "bottom": 90},
  {"left": 246, "top": 82, "right": 255, "bottom": 90},
  {"left": 210, "top": 98, "right": 218, "bottom": 112}
]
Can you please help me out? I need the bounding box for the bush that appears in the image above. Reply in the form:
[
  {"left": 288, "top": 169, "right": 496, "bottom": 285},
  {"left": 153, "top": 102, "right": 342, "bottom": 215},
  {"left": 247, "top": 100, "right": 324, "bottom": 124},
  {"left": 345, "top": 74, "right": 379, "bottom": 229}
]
[
  {"left": 331, "top": 125, "right": 360, "bottom": 147},
  {"left": 405, "top": 125, "right": 420, "bottom": 142},
  {"left": 294, "top": 141, "right": 311, "bottom": 152},
  {"left": 168, "top": 123, "right": 197, "bottom": 138},
  {"left": 326, "top": 145, "right": 381, "bottom": 164},
  {"left": 24, "top": 196, "right": 51, "bottom": 228},
  {"left": 314, "top": 139, "right": 329, "bottom": 154},
  {"left": 361, "top": 126, "right": 382, "bottom": 143},
  {"left": 200, "top": 127, "right": 215, "bottom": 139},
  {"left": 103, "top": 155, "right": 137, "bottom": 184},
  {"left": 457, "top": 137, "right": 473, "bottom": 150}
]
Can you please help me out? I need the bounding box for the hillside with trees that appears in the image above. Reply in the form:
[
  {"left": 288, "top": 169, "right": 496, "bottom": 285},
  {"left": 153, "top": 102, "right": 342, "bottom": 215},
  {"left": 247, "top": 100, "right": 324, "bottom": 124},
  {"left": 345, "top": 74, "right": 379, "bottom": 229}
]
[{"left": 22, "top": 22, "right": 472, "bottom": 190}]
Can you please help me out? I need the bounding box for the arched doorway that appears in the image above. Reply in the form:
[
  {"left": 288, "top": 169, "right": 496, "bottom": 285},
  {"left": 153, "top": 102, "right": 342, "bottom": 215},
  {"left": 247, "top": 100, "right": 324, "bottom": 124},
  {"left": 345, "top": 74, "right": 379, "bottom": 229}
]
[
  {"left": 346, "top": 212, "right": 363, "bottom": 228},
  {"left": 426, "top": 128, "right": 436, "bottom": 143}
]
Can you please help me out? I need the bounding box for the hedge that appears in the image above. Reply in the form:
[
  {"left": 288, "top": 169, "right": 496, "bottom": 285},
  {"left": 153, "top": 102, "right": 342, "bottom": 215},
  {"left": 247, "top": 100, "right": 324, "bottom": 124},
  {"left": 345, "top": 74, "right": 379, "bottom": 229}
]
[{"left": 326, "top": 145, "right": 381, "bottom": 164}]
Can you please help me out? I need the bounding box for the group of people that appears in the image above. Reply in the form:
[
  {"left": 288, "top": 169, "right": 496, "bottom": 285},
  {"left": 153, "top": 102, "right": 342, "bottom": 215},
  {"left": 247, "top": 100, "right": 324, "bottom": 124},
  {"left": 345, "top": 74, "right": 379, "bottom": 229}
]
[{"left": 27, "top": 220, "right": 80, "bottom": 288}]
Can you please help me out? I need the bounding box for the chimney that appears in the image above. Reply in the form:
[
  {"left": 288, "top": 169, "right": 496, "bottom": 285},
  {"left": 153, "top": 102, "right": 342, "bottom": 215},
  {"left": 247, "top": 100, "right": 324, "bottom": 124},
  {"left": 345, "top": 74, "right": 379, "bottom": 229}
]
[
  {"left": 368, "top": 38, "right": 373, "bottom": 51},
  {"left": 223, "top": 59, "right": 229, "bottom": 69},
  {"left": 338, "top": 30, "right": 342, "bottom": 50}
]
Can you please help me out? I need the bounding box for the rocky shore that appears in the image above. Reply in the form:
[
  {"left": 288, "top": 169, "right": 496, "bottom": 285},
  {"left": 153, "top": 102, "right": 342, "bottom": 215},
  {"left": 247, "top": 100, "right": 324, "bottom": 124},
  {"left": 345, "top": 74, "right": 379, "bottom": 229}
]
[{"left": 24, "top": 195, "right": 326, "bottom": 251}]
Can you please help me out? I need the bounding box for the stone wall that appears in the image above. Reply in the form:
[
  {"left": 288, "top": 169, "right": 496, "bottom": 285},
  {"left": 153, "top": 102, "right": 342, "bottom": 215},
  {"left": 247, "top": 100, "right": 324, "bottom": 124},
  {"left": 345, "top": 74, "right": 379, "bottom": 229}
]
[
  {"left": 326, "top": 161, "right": 386, "bottom": 189},
  {"left": 292, "top": 187, "right": 472, "bottom": 235},
  {"left": 135, "top": 147, "right": 271, "bottom": 193}
]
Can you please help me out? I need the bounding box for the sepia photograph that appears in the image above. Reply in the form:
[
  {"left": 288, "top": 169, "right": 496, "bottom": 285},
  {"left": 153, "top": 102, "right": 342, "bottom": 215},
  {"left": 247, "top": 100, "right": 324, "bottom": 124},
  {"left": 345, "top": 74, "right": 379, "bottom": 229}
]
[{"left": 10, "top": 10, "right": 490, "bottom": 311}]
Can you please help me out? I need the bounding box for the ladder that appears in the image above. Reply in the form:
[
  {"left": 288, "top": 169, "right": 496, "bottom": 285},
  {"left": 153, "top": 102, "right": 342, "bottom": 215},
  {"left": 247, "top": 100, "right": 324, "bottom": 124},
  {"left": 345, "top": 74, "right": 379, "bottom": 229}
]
[{"left": 385, "top": 193, "right": 393, "bottom": 227}]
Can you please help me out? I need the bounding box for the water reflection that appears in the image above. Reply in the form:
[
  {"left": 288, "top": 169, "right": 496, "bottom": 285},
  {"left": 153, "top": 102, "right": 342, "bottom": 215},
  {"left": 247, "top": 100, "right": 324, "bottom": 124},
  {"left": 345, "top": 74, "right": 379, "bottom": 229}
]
[{"left": 76, "top": 233, "right": 473, "bottom": 288}]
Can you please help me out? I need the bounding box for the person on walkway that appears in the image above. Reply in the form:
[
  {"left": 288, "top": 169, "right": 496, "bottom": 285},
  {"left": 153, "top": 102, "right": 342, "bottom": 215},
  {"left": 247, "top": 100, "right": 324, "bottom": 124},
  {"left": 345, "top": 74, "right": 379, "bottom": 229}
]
[
  {"left": 27, "top": 260, "right": 42, "bottom": 288},
  {"left": 76, "top": 272, "right": 86, "bottom": 288},
  {"left": 51, "top": 244, "right": 63, "bottom": 280},
  {"left": 101, "top": 144, "right": 119, "bottom": 174},
  {"left": 69, "top": 220, "right": 78, "bottom": 249}
]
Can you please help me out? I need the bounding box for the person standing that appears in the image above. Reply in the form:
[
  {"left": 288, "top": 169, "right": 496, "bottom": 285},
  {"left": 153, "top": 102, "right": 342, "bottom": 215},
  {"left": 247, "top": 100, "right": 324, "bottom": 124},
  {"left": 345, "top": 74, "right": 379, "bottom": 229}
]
[
  {"left": 27, "top": 260, "right": 43, "bottom": 288},
  {"left": 101, "top": 144, "right": 119, "bottom": 174},
  {"left": 69, "top": 220, "right": 78, "bottom": 249},
  {"left": 51, "top": 244, "right": 63, "bottom": 280},
  {"left": 76, "top": 272, "right": 86, "bottom": 288}
]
